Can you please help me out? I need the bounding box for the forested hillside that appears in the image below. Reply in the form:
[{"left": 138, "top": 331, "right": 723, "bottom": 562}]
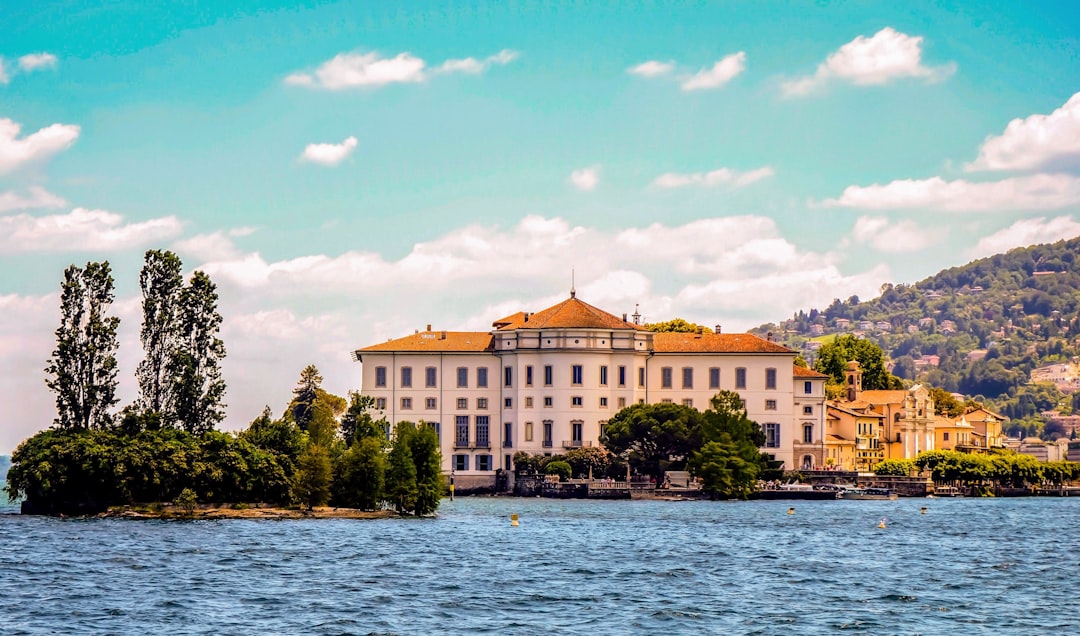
[{"left": 754, "top": 237, "right": 1080, "bottom": 431}]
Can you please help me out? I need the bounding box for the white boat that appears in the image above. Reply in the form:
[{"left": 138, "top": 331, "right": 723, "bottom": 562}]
[{"left": 839, "top": 487, "right": 898, "bottom": 500}]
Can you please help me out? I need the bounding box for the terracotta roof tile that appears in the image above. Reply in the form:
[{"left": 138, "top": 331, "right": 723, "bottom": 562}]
[
  {"left": 793, "top": 365, "right": 828, "bottom": 378},
  {"left": 357, "top": 331, "right": 493, "bottom": 353},
  {"left": 653, "top": 332, "right": 793, "bottom": 354},
  {"left": 495, "top": 296, "right": 645, "bottom": 331},
  {"left": 858, "top": 390, "right": 909, "bottom": 405}
]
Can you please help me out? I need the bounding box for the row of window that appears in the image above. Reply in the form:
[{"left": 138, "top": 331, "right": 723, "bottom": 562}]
[
  {"left": 376, "top": 364, "right": 818, "bottom": 392},
  {"left": 453, "top": 454, "right": 514, "bottom": 472},
  {"left": 380, "top": 395, "right": 819, "bottom": 415}
]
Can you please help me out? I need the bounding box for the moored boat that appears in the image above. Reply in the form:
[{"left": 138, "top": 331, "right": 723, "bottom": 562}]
[{"left": 838, "top": 487, "right": 898, "bottom": 500}]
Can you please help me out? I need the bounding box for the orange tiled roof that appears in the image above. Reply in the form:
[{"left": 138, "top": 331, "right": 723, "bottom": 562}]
[
  {"left": 653, "top": 332, "right": 793, "bottom": 354},
  {"left": 494, "top": 296, "right": 645, "bottom": 331},
  {"left": 828, "top": 402, "right": 884, "bottom": 418},
  {"left": 357, "top": 330, "right": 493, "bottom": 353},
  {"left": 793, "top": 365, "right": 828, "bottom": 378},
  {"left": 858, "top": 390, "right": 909, "bottom": 405}
]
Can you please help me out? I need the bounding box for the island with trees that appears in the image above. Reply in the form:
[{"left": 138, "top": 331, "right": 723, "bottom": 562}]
[{"left": 4, "top": 251, "right": 442, "bottom": 517}]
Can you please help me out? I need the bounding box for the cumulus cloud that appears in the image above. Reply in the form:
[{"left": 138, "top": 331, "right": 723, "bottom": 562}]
[
  {"left": 285, "top": 51, "right": 426, "bottom": 89},
  {"left": 299, "top": 136, "right": 358, "bottom": 166},
  {"left": 0, "top": 207, "right": 183, "bottom": 253},
  {"left": 569, "top": 166, "right": 600, "bottom": 191},
  {"left": 820, "top": 174, "right": 1080, "bottom": 211},
  {"left": 437, "top": 49, "right": 519, "bottom": 74},
  {"left": 843, "top": 216, "right": 938, "bottom": 253},
  {"left": 651, "top": 166, "right": 774, "bottom": 189},
  {"left": 627, "top": 60, "right": 675, "bottom": 77},
  {"left": 968, "top": 216, "right": 1080, "bottom": 259},
  {"left": 681, "top": 52, "right": 747, "bottom": 91},
  {"left": 196, "top": 213, "right": 886, "bottom": 330},
  {"left": 966, "top": 91, "right": 1080, "bottom": 172},
  {"left": 0, "top": 186, "right": 66, "bottom": 212},
  {"left": 18, "top": 53, "right": 58, "bottom": 71},
  {"left": 285, "top": 49, "right": 518, "bottom": 89},
  {"left": 173, "top": 227, "right": 256, "bottom": 262},
  {"left": 0, "top": 117, "right": 80, "bottom": 174},
  {"left": 782, "top": 27, "right": 955, "bottom": 97}
]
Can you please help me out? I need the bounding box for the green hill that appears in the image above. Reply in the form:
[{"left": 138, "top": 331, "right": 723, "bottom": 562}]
[{"left": 754, "top": 236, "right": 1080, "bottom": 430}]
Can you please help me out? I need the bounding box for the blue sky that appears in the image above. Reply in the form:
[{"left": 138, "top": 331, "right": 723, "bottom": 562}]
[{"left": 2, "top": 1, "right": 1079, "bottom": 451}]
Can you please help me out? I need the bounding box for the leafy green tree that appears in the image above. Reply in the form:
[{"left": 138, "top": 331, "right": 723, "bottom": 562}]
[
  {"left": 170, "top": 271, "right": 227, "bottom": 434},
  {"left": 136, "top": 250, "right": 184, "bottom": 421},
  {"left": 645, "top": 318, "right": 713, "bottom": 333},
  {"left": 333, "top": 436, "right": 386, "bottom": 510},
  {"left": 602, "top": 402, "right": 704, "bottom": 478},
  {"left": 813, "top": 334, "right": 902, "bottom": 391},
  {"left": 293, "top": 444, "right": 332, "bottom": 509},
  {"left": 544, "top": 460, "right": 572, "bottom": 481},
  {"left": 408, "top": 423, "right": 443, "bottom": 515},
  {"left": 385, "top": 423, "right": 418, "bottom": 514},
  {"left": 873, "top": 459, "right": 915, "bottom": 476},
  {"left": 929, "top": 387, "right": 963, "bottom": 418},
  {"left": 689, "top": 391, "right": 769, "bottom": 498},
  {"left": 563, "top": 446, "right": 613, "bottom": 479},
  {"left": 288, "top": 365, "right": 345, "bottom": 431},
  {"left": 45, "top": 262, "right": 121, "bottom": 430},
  {"left": 341, "top": 392, "right": 387, "bottom": 446},
  {"left": 240, "top": 406, "right": 304, "bottom": 477}
]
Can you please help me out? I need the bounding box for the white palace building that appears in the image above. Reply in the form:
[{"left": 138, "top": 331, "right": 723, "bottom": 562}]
[{"left": 354, "top": 293, "right": 827, "bottom": 489}]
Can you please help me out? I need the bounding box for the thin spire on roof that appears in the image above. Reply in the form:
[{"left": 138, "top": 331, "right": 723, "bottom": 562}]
[{"left": 570, "top": 268, "right": 576, "bottom": 299}]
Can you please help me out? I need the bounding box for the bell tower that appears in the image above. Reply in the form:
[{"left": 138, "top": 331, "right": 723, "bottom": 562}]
[{"left": 845, "top": 360, "right": 863, "bottom": 402}]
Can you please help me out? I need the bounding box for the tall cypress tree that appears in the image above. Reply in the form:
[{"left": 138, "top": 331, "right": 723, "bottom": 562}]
[
  {"left": 135, "top": 250, "right": 184, "bottom": 422},
  {"left": 45, "top": 262, "right": 120, "bottom": 430},
  {"left": 171, "top": 271, "right": 226, "bottom": 434}
]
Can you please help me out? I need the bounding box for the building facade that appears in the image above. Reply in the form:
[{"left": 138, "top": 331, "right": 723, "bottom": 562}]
[{"left": 354, "top": 295, "right": 826, "bottom": 487}]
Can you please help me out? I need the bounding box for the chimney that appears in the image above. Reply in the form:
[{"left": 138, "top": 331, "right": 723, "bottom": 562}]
[
  {"left": 622, "top": 313, "right": 628, "bottom": 322},
  {"left": 767, "top": 331, "right": 773, "bottom": 342},
  {"left": 426, "top": 324, "right": 432, "bottom": 331},
  {"left": 524, "top": 312, "right": 530, "bottom": 322},
  {"left": 715, "top": 324, "right": 721, "bottom": 334},
  {"left": 441, "top": 331, "right": 447, "bottom": 340}
]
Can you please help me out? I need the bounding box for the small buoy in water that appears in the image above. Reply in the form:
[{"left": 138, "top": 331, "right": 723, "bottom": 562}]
[
  {"left": 787, "top": 507, "right": 795, "bottom": 515},
  {"left": 921, "top": 507, "right": 927, "bottom": 515},
  {"left": 878, "top": 517, "right": 887, "bottom": 529},
  {"left": 510, "top": 513, "right": 519, "bottom": 527}
]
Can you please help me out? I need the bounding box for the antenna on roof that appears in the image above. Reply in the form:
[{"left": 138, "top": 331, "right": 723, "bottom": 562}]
[{"left": 570, "top": 268, "right": 576, "bottom": 299}]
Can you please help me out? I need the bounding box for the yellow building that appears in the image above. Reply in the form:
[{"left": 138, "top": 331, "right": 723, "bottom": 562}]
[
  {"left": 825, "top": 402, "right": 884, "bottom": 471},
  {"left": 962, "top": 407, "right": 1007, "bottom": 450},
  {"left": 934, "top": 414, "right": 974, "bottom": 451}
]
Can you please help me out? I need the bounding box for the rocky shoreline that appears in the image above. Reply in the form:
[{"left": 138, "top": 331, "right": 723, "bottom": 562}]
[{"left": 100, "top": 504, "right": 398, "bottom": 520}]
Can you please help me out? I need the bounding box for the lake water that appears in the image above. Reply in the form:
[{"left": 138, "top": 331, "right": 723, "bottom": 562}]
[{"left": 1, "top": 494, "right": 1077, "bottom": 635}]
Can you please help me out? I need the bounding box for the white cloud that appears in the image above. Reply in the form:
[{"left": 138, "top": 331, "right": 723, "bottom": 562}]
[
  {"left": 299, "top": 136, "right": 358, "bottom": 166},
  {"left": 651, "top": 166, "right": 774, "bottom": 189},
  {"left": 0, "top": 207, "right": 183, "bottom": 253},
  {"left": 0, "top": 59, "right": 8, "bottom": 85},
  {"left": 569, "top": 166, "right": 600, "bottom": 191},
  {"left": 782, "top": 27, "right": 955, "bottom": 97},
  {"left": 968, "top": 216, "right": 1080, "bottom": 259},
  {"left": 821, "top": 174, "right": 1080, "bottom": 211},
  {"left": 844, "top": 216, "right": 938, "bottom": 253},
  {"left": 172, "top": 227, "right": 256, "bottom": 262},
  {"left": 285, "top": 51, "right": 426, "bottom": 89},
  {"left": 966, "top": 91, "right": 1080, "bottom": 172},
  {"left": 681, "top": 52, "right": 746, "bottom": 91},
  {"left": 0, "top": 186, "right": 67, "bottom": 212},
  {"left": 0, "top": 117, "right": 80, "bottom": 174},
  {"left": 18, "top": 53, "right": 58, "bottom": 72},
  {"left": 628, "top": 60, "right": 675, "bottom": 77},
  {"left": 437, "top": 49, "right": 519, "bottom": 74}
]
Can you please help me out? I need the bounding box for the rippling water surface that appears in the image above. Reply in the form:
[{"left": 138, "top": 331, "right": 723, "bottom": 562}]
[{"left": 2, "top": 494, "right": 1078, "bottom": 635}]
